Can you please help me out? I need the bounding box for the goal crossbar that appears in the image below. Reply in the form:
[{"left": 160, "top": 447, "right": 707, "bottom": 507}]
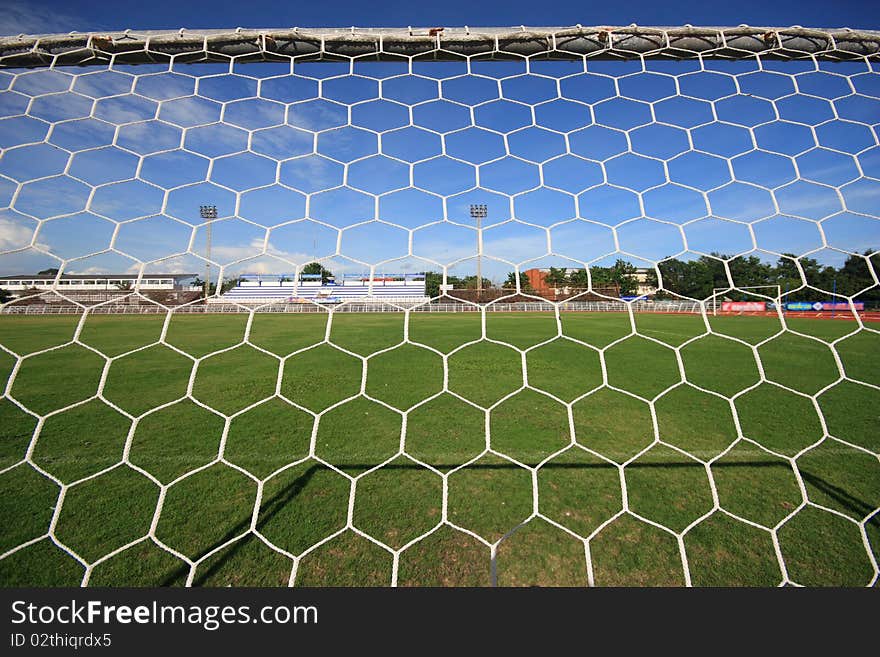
[{"left": 2, "top": 26, "right": 880, "bottom": 68}]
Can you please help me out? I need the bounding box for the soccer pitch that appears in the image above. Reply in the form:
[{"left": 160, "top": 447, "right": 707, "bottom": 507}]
[{"left": 0, "top": 311, "right": 877, "bottom": 587}]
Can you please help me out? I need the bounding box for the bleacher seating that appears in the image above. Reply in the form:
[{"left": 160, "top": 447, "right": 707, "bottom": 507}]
[{"left": 217, "top": 279, "right": 428, "bottom": 304}]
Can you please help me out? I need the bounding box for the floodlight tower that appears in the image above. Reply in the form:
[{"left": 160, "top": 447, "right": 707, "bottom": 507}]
[
  {"left": 470, "top": 204, "right": 487, "bottom": 296},
  {"left": 200, "top": 205, "right": 217, "bottom": 300}
]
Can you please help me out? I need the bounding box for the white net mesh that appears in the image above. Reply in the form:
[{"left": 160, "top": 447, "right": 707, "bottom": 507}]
[{"left": 0, "top": 27, "right": 878, "bottom": 587}]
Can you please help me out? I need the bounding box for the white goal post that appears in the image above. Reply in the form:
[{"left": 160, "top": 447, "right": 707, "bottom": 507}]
[{"left": 711, "top": 286, "right": 782, "bottom": 315}]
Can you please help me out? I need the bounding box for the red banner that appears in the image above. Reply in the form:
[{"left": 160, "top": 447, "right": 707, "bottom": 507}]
[
  {"left": 722, "top": 301, "right": 766, "bottom": 312},
  {"left": 820, "top": 302, "right": 864, "bottom": 311}
]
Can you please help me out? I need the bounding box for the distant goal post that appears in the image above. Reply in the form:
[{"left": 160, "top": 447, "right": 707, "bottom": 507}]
[{"left": 711, "top": 286, "right": 782, "bottom": 315}]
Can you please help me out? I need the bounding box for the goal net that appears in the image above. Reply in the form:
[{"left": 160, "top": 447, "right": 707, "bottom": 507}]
[{"left": 0, "top": 26, "right": 877, "bottom": 588}]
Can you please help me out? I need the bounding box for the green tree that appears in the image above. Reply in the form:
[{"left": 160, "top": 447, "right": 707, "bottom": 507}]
[
  {"left": 424, "top": 272, "right": 478, "bottom": 297},
  {"left": 643, "top": 248, "right": 879, "bottom": 306},
  {"left": 771, "top": 255, "right": 805, "bottom": 297},
  {"left": 301, "top": 261, "right": 334, "bottom": 284},
  {"left": 610, "top": 259, "right": 639, "bottom": 296},
  {"left": 589, "top": 266, "right": 612, "bottom": 286},
  {"left": 220, "top": 277, "right": 242, "bottom": 294},
  {"left": 837, "top": 251, "right": 878, "bottom": 301},
  {"left": 642, "top": 267, "right": 667, "bottom": 298},
  {"left": 0, "top": 288, "right": 11, "bottom": 304},
  {"left": 460, "top": 275, "right": 493, "bottom": 290},
  {"left": 544, "top": 267, "right": 569, "bottom": 288},
  {"left": 783, "top": 255, "right": 834, "bottom": 297},
  {"left": 656, "top": 258, "right": 697, "bottom": 297},
  {"left": 503, "top": 272, "right": 531, "bottom": 291},
  {"left": 567, "top": 269, "right": 589, "bottom": 289},
  {"left": 192, "top": 276, "right": 242, "bottom": 296},
  {"left": 726, "top": 254, "right": 771, "bottom": 297},
  {"left": 866, "top": 252, "right": 880, "bottom": 307},
  {"left": 425, "top": 271, "right": 442, "bottom": 298},
  {"left": 655, "top": 255, "right": 726, "bottom": 299}
]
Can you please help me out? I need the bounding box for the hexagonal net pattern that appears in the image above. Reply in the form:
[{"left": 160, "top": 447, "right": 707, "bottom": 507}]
[{"left": 0, "top": 27, "right": 878, "bottom": 587}]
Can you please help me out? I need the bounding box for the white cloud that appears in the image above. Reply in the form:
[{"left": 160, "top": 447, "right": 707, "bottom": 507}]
[
  {"left": 0, "top": 216, "right": 36, "bottom": 251},
  {"left": 69, "top": 263, "right": 139, "bottom": 275},
  {"left": 216, "top": 235, "right": 357, "bottom": 275},
  {"left": 0, "top": 1, "right": 109, "bottom": 37}
]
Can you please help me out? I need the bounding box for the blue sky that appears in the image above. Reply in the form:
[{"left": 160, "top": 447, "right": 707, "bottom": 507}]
[
  {"left": 0, "top": 0, "right": 877, "bottom": 35},
  {"left": 0, "top": 1, "right": 878, "bottom": 285}
]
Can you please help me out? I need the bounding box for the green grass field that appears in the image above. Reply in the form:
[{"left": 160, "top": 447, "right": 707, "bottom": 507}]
[{"left": 0, "top": 311, "right": 878, "bottom": 587}]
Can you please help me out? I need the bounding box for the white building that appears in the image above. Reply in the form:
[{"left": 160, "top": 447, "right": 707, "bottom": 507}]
[
  {"left": 0, "top": 273, "right": 198, "bottom": 296},
  {"left": 633, "top": 268, "right": 659, "bottom": 297}
]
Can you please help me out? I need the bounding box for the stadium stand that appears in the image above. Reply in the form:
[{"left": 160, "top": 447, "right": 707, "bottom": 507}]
[{"left": 217, "top": 273, "right": 429, "bottom": 305}]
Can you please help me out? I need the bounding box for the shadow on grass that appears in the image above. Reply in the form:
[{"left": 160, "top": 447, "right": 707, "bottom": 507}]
[
  {"left": 173, "top": 464, "right": 320, "bottom": 586},
  {"left": 798, "top": 470, "right": 878, "bottom": 520},
  {"left": 158, "top": 459, "right": 875, "bottom": 587}
]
